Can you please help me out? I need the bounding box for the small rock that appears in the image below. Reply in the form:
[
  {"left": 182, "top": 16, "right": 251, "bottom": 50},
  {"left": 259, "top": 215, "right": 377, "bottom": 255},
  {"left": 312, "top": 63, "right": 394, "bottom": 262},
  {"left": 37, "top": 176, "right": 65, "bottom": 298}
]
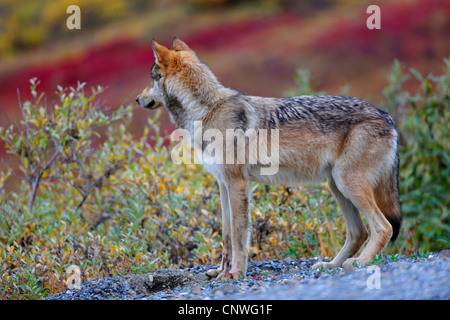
[
  {"left": 191, "top": 286, "right": 202, "bottom": 295},
  {"left": 206, "top": 268, "right": 219, "bottom": 278}
]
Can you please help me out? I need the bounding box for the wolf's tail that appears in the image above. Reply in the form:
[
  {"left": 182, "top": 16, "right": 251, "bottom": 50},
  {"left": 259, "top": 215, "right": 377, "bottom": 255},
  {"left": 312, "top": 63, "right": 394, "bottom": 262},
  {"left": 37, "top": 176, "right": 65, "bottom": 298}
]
[{"left": 374, "top": 148, "right": 402, "bottom": 242}]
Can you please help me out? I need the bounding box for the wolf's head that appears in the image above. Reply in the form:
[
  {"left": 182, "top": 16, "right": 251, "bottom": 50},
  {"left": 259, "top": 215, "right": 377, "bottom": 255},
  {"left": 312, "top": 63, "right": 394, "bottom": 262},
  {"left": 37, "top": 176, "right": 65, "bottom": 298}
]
[
  {"left": 135, "top": 59, "right": 163, "bottom": 110},
  {"left": 136, "top": 36, "right": 223, "bottom": 118},
  {"left": 136, "top": 37, "right": 197, "bottom": 110}
]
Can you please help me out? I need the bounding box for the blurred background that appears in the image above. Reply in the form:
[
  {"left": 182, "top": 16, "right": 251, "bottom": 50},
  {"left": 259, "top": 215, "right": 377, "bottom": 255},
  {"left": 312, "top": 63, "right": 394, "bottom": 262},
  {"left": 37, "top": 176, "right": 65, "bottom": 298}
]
[{"left": 1, "top": 0, "right": 448, "bottom": 137}]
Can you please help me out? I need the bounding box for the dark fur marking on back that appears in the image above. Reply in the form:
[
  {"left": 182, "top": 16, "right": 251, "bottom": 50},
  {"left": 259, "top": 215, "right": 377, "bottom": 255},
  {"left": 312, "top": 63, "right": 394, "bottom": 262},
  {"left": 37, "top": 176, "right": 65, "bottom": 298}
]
[{"left": 271, "top": 96, "right": 397, "bottom": 133}]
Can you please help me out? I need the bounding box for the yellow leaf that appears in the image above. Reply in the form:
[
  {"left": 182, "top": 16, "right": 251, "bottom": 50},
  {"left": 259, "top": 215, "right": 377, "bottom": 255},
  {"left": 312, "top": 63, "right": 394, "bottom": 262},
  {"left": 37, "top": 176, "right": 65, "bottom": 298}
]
[
  {"left": 77, "top": 224, "right": 88, "bottom": 236},
  {"left": 28, "top": 137, "right": 36, "bottom": 148},
  {"left": 29, "top": 119, "right": 40, "bottom": 127}
]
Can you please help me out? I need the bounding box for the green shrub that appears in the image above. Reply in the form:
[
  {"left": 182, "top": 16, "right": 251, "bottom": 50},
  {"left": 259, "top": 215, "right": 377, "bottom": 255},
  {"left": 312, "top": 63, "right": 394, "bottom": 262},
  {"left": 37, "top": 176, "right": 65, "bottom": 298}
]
[{"left": 386, "top": 59, "right": 449, "bottom": 252}]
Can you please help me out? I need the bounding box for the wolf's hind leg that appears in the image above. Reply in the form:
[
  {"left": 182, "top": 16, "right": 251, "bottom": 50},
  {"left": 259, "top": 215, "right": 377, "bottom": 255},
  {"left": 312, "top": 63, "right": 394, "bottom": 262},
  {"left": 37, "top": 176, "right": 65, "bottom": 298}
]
[
  {"left": 334, "top": 171, "right": 393, "bottom": 269},
  {"left": 312, "top": 175, "right": 368, "bottom": 270}
]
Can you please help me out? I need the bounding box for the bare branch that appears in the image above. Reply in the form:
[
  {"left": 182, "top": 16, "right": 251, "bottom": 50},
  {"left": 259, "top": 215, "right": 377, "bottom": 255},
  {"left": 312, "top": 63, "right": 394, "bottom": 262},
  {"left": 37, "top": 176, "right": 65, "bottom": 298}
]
[
  {"left": 16, "top": 88, "right": 42, "bottom": 172},
  {"left": 73, "top": 160, "right": 125, "bottom": 212},
  {"left": 39, "top": 147, "right": 60, "bottom": 179},
  {"left": 28, "top": 147, "right": 60, "bottom": 212},
  {"left": 3, "top": 161, "right": 31, "bottom": 183}
]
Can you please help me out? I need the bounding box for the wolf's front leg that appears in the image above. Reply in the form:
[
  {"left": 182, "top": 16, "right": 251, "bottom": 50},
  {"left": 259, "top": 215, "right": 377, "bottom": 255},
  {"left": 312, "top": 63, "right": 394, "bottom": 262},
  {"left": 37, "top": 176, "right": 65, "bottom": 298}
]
[
  {"left": 218, "top": 178, "right": 251, "bottom": 280},
  {"left": 218, "top": 182, "right": 232, "bottom": 273},
  {"left": 206, "top": 182, "right": 232, "bottom": 278}
]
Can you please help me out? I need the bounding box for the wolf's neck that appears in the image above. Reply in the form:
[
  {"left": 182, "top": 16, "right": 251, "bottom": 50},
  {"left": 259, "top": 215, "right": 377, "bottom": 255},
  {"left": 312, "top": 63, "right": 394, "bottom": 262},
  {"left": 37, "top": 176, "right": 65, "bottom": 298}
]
[{"left": 163, "top": 66, "right": 233, "bottom": 129}]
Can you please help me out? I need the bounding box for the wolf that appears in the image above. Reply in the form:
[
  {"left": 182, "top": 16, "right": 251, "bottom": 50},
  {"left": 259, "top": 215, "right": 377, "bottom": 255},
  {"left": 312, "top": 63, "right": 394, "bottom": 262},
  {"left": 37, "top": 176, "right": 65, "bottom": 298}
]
[{"left": 136, "top": 36, "right": 401, "bottom": 280}]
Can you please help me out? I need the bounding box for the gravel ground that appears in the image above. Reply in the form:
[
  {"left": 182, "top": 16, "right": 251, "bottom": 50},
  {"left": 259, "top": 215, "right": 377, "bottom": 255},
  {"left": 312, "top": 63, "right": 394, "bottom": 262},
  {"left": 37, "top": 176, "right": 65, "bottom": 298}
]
[{"left": 46, "top": 250, "right": 450, "bottom": 300}]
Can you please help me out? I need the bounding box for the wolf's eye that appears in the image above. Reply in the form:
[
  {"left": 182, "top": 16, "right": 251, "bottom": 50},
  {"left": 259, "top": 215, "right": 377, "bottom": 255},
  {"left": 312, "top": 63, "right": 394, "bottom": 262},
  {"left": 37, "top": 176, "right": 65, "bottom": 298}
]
[
  {"left": 152, "top": 73, "right": 162, "bottom": 81},
  {"left": 150, "top": 63, "right": 162, "bottom": 81}
]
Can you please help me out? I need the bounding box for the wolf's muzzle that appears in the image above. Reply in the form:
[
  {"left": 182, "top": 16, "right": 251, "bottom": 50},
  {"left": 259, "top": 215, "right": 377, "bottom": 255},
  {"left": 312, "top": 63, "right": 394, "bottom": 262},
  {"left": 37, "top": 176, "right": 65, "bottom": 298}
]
[{"left": 136, "top": 96, "right": 156, "bottom": 109}]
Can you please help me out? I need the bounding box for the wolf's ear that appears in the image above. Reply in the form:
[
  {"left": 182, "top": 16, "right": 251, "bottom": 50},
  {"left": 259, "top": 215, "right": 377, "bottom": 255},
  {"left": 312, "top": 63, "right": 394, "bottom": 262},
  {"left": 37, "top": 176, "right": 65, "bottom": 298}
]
[
  {"left": 151, "top": 39, "right": 171, "bottom": 67},
  {"left": 172, "top": 36, "right": 191, "bottom": 52}
]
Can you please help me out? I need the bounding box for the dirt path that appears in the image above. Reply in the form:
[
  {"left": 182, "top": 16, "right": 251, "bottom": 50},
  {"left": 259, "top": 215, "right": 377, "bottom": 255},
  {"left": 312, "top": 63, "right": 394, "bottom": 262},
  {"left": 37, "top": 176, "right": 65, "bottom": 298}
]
[{"left": 46, "top": 250, "right": 450, "bottom": 300}]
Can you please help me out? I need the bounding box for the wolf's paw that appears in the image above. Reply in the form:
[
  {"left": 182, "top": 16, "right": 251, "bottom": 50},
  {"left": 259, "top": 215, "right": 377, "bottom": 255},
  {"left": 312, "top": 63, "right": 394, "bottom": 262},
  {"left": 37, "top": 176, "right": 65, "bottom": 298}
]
[
  {"left": 216, "top": 269, "right": 245, "bottom": 281},
  {"left": 342, "top": 257, "right": 370, "bottom": 272},
  {"left": 311, "top": 261, "right": 341, "bottom": 270}
]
